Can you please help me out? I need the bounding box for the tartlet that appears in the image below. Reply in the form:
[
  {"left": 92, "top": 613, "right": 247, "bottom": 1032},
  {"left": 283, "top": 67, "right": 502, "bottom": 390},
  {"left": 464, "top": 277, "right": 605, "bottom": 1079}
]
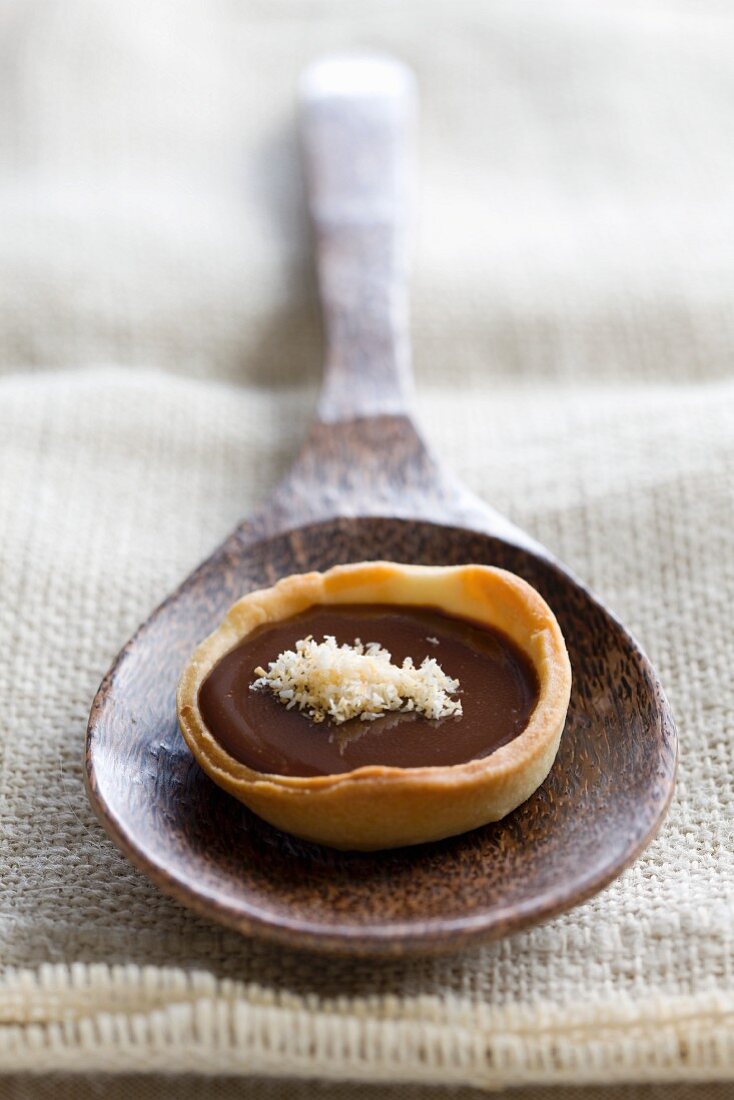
[{"left": 177, "top": 561, "right": 572, "bottom": 850}]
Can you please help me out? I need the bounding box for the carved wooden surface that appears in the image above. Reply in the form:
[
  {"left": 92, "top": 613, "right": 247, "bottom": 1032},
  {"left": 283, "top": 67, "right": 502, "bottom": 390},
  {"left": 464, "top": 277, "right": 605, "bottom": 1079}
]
[{"left": 85, "top": 55, "right": 677, "bottom": 956}]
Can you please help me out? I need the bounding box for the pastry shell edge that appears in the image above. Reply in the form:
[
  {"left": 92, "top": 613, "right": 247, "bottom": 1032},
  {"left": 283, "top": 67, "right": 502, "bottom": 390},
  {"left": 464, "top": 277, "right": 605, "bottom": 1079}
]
[{"left": 177, "top": 561, "right": 572, "bottom": 850}]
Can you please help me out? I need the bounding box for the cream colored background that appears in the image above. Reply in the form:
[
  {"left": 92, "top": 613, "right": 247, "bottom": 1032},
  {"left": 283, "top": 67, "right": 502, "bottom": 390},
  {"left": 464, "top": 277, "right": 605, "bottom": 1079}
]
[{"left": 1, "top": 0, "right": 733, "bottom": 1090}]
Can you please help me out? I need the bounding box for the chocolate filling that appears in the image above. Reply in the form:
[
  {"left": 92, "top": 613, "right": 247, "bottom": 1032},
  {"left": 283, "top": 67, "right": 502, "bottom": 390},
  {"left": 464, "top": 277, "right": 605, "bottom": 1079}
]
[{"left": 197, "top": 604, "right": 540, "bottom": 778}]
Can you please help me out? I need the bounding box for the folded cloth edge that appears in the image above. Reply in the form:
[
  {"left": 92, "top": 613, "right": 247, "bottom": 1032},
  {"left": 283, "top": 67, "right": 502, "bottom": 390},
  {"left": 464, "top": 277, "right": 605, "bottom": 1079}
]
[{"left": 0, "top": 965, "right": 732, "bottom": 1084}]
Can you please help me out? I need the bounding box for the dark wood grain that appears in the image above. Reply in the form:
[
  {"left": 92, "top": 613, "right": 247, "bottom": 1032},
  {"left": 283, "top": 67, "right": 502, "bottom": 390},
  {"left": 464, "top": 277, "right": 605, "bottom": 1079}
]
[{"left": 85, "top": 55, "right": 677, "bottom": 957}]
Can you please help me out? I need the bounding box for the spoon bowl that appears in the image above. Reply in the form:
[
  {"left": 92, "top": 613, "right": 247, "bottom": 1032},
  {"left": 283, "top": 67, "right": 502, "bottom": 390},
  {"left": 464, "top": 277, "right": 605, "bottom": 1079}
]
[
  {"left": 86, "top": 56, "right": 676, "bottom": 956},
  {"left": 87, "top": 512, "right": 675, "bottom": 956}
]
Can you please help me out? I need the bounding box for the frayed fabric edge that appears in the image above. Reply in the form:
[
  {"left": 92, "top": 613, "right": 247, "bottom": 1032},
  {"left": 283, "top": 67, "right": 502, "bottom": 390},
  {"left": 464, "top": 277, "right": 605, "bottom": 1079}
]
[{"left": 0, "top": 964, "right": 732, "bottom": 1086}]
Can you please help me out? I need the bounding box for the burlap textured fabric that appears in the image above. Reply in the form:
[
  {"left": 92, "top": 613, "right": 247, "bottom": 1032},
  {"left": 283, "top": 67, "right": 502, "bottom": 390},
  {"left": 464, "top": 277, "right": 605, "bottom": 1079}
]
[{"left": 1, "top": 0, "right": 733, "bottom": 1088}]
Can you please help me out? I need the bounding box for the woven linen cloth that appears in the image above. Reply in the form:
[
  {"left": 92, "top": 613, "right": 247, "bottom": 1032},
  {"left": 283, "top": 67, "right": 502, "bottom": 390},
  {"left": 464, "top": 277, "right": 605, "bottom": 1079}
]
[{"left": 1, "top": 0, "right": 734, "bottom": 1088}]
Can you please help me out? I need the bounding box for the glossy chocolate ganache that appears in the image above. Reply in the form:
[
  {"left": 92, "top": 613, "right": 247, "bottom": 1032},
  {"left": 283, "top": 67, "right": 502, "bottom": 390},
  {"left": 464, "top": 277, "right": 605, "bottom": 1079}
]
[{"left": 198, "top": 604, "right": 540, "bottom": 778}]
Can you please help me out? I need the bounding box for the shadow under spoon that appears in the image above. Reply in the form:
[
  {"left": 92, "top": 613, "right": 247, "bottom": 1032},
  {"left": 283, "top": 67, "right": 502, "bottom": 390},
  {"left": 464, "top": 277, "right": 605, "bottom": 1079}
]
[{"left": 86, "top": 53, "right": 677, "bottom": 957}]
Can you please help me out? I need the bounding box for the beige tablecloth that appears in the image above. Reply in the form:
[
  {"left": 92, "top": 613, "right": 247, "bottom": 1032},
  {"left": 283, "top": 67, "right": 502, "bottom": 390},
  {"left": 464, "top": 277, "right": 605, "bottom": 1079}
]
[{"left": 1, "top": 0, "right": 733, "bottom": 1088}]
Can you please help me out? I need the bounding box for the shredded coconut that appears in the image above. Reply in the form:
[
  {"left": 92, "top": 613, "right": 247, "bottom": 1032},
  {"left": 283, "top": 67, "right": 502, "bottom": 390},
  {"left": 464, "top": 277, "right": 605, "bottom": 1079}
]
[{"left": 251, "top": 634, "right": 463, "bottom": 726}]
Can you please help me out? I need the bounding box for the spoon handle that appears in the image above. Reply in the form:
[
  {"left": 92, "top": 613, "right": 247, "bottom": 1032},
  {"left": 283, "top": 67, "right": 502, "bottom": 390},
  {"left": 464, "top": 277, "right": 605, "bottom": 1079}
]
[{"left": 300, "top": 54, "right": 417, "bottom": 423}]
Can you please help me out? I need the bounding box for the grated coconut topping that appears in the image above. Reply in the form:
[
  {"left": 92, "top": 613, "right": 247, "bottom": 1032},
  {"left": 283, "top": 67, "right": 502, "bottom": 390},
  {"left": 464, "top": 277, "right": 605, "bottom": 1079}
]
[{"left": 251, "top": 634, "right": 462, "bottom": 726}]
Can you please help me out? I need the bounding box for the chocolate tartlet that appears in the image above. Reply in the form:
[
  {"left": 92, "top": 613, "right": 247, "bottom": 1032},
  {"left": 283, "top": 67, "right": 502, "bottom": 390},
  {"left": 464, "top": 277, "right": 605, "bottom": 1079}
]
[{"left": 177, "top": 562, "right": 572, "bottom": 850}]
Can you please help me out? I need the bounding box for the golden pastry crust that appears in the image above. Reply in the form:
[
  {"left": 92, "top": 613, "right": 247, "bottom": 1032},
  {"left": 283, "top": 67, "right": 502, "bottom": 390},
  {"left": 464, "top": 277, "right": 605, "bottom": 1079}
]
[{"left": 177, "top": 562, "right": 572, "bottom": 851}]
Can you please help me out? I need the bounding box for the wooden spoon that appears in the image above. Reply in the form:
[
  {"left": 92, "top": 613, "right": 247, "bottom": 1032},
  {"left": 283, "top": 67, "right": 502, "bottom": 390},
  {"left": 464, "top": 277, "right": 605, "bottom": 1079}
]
[{"left": 86, "top": 53, "right": 676, "bottom": 957}]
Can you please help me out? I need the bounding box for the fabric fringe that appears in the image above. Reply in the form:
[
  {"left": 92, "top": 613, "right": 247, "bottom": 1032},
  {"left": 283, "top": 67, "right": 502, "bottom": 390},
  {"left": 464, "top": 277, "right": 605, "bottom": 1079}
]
[{"left": 0, "top": 966, "right": 731, "bottom": 1085}]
